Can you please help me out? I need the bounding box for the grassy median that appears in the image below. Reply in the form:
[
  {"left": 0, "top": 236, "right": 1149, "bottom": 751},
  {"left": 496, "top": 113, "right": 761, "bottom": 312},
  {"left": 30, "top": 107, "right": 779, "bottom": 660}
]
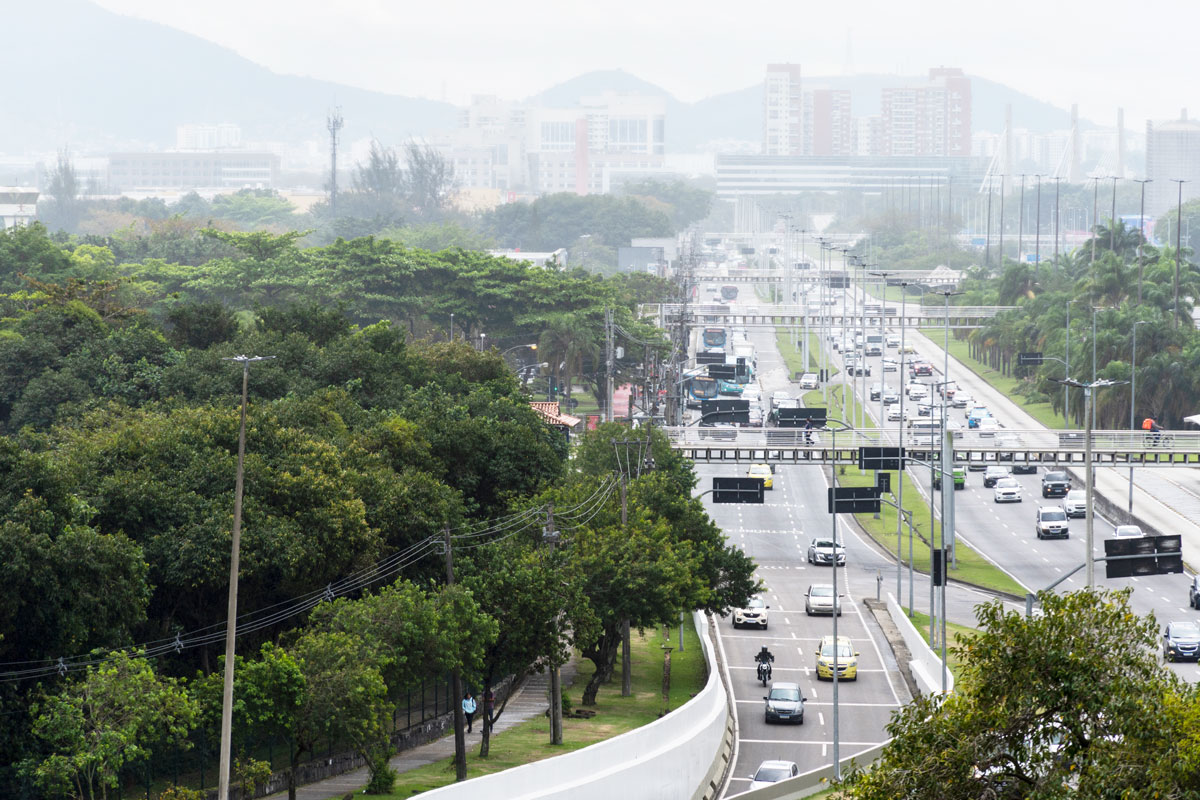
[{"left": 385, "top": 623, "right": 706, "bottom": 796}]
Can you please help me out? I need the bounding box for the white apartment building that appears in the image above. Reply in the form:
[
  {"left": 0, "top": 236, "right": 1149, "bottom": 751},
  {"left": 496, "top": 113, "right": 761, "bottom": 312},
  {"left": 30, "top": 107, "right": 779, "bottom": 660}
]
[
  {"left": 1146, "top": 113, "right": 1200, "bottom": 218},
  {"left": 763, "top": 63, "right": 803, "bottom": 156}
]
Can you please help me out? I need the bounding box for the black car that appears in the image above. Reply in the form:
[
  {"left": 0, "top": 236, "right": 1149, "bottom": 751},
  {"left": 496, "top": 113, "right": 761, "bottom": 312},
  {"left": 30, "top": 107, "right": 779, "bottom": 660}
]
[
  {"left": 1012, "top": 463, "right": 1038, "bottom": 475},
  {"left": 1041, "top": 471, "right": 1070, "bottom": 498},
  {"left": 1163, "top": 620, "right": 1200, "bottom": 662}
]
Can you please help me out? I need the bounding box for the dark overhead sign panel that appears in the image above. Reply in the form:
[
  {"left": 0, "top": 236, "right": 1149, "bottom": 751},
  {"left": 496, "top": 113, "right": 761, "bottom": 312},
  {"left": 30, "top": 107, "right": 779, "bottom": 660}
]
[
  {"left": 696, "top": 351, "right": 726, "bottom": 364},
  {"left": 776, "top": 407, "right": 827, "bottom": 428},
  {"left": 707, "top": 364, "right": 736, "bottom": 379},
  {"left": 1104, "top": 534, "right": 1184, "bottom": 578},
  {"left": 1018, "top": 352, "right": 1044, "bottom": 366},
  {"left": 827, "top": 485, "right": 881, "bottom": 514},
  {"left": 713, "top": 477, "right": 765, "bottom": 504},
  {"left": 859, "top": 446, "right": 905, "bottom": 472}
]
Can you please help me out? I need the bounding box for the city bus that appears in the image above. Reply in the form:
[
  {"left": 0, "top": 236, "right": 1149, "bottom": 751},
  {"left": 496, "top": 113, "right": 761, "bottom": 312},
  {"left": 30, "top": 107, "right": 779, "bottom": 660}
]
[
  {"left": 702, "top": 327, "right": 727, "bottom": 349},
  {"left": 686, "top": 375, "right": 720, "bottom": 408}
]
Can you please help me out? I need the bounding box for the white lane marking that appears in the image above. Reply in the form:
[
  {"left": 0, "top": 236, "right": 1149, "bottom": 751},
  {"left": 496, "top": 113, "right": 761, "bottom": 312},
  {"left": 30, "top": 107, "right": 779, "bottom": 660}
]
[
  {"left": 818, "top": 712, "right": 826, "bottom": 725},
  {"left": 739, "top": 738, "right": 884, "bottom": 746}
]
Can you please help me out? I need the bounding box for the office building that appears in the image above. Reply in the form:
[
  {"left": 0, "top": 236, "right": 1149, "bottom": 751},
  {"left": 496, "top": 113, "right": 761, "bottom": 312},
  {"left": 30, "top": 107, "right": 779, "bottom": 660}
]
[
  {"left": 1146, "top": 112, "right": 1200, "bottom": 218},
  {"left": 107, "top": 151, "right": 280, "bottom": 191},
  {"left": 881, "top": 68, "right": 971, "bottom": 157}
]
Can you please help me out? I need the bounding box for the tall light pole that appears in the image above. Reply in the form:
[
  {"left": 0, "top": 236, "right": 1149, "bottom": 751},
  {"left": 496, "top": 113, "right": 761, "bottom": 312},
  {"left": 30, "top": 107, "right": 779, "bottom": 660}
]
[
  {"left": 1053, "top": 378, "right": 1127, "bottom": 587},
  {"left": 985, "top": 176, "right": 994, "bottom": 267},
  {"left": 881, "top": 277, "right": 913, "bottom": 605},
  {"left": 997, "top": 174, "right": 1006, "bottom": 263},
  {"left": 1172, "top": 179, "right": 1189, "bottom": 329},
  {"left": 824, "top": 417, "right": 854, "bottom": 780},
  {"left": 1053, "top": 176, "right": 1062, "bottom": 265},
  {"left": 1109, "top": 176, "right": 1120, "bottom": 253},
  {"left": 1034, "top": 174, "right": 1043, "bottom": 266},
  {"left": 1134, "top": 178, "right": 1152, "bottom": 302},
  {"left": 1091, "top": 176, "right": 1100, "bottom": 267},
  {"left": 217, "top": 354, "right": 275, "bottom": 800},
  {"left": 930, "top": 288, "right": 962, "bottom": 567},
  {"left": 1018, "top": 173, "right": 1026, "bottom": 260},
  {"left": 1129, "top": 320, "right": 1148, "bottom": 512}
]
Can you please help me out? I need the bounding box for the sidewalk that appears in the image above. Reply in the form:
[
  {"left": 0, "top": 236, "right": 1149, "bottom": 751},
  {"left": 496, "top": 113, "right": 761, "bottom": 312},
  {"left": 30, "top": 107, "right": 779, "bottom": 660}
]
[{"left": 264, "top": 657, "right": 580, "bottom": 800}]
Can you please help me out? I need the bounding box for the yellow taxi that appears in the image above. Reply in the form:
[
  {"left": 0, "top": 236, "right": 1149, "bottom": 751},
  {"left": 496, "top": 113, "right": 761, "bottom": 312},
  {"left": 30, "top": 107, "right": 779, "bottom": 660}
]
[
  {"left": 815, "top": 635, "right": 859, "bottom": 681},
  {"left": 748, "top": 463, "right": 773, "bottom": 490}
]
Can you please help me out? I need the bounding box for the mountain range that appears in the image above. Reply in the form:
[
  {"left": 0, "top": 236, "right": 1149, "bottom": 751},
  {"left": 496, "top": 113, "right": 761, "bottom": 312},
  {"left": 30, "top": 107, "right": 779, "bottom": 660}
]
[{"left": 3, "top": 0, "right": 1088, "bottom": 159}]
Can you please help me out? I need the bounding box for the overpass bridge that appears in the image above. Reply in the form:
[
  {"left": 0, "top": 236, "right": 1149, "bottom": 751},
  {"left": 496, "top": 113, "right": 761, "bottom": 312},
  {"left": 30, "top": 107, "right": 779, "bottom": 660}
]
[
  {"left": 664, "top": 427, "right": 1200, "bottom": 467},
  {"left": 651, "top": 303, "right": 1016, "bottom": 329},
  {"left": 693, "top": 269, "right": 962, "bottom": 287}
]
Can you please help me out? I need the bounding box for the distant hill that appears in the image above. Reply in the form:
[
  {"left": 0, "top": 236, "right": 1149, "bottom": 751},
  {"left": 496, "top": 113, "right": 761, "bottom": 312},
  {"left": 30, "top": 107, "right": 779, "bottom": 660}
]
[
  {"left": 2, "top": 0, "right": 458, "bottom": 154},
  {"left": 533, "top": 70, "right": 1090, "bottom": 152}
]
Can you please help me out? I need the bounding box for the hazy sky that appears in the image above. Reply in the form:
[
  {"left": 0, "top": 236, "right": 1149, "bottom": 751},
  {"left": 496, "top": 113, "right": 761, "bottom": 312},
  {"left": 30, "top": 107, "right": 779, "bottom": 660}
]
[{"left": 93, "top": 0, "right": 1195, "bottom": 127}]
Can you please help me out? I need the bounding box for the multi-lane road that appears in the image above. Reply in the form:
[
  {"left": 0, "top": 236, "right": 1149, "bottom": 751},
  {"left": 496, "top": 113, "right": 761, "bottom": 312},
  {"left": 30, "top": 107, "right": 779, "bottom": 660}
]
[{"left": 691, "top": 282, "right": 1200, "bottom": 795}]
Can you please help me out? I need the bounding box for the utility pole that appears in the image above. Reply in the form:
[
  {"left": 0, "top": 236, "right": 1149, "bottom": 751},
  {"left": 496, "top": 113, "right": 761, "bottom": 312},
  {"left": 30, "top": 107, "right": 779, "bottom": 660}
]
[
  {"left": 605, "top": 308, "right": 615, "bottom": 422},
  {"left": 1018, "top": 174, "right": 1026, "bottom": 260},
  {"left": 1053, "top": 177, "right": 1062, "bottom": 266},
  {"left": 1110, "top": 176, "right": 1120, "bottom": 253},
  {"left": 613, "top": 437, "right": 653, "bottom": 696},
  {"left": 326, "top": 108, "right": 343, "bottom": 217},
  {"left": 1091, "top": 176, "right": 1100, "bottom": 267},
  {"left": 542, "top": 505, "right": 563, "bottom": 745},
  {"left": 997, "top": 174, "right": 1006, "bottom": 264},
  {"left": 444, "top": 526, "right": 468, "bottom": 780},
  {"left": 984, "top": 178, "right": 993, "bottom": 267},
  {"left": 1034, "top": 175, "right": 1042, "bottom": 267},
  {"left": 216, "top": 354, "right": 274, "bottom": 800}
]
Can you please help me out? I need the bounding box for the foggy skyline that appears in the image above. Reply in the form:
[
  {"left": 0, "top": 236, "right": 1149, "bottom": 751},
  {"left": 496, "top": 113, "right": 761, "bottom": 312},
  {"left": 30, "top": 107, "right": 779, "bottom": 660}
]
[{"left": 91, "top": 0, "right": 1197, "bottom": 129}]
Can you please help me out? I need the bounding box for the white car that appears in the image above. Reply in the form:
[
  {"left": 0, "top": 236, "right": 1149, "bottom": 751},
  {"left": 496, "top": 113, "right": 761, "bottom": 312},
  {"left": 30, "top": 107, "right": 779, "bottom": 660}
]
[
  {"left": 907, "top": 383, "right": 929, "bottom": 401},
  {"left": 733, "top": 596, "right": 769, "bottom": 629},
  {"left": 977, "top": 417, "right": 1001, "bottom": 437},
  {"left": 1062, "top": 489, "right": 1087, "bottom": 518},
  {"left": 770, "top": 390, "right": 791, "bottom": 409},
  {"left": 993, "top": 477, "right": 1022, "bottom": 503},
  {"left": 1113, "top": 524, "right": 1144, "bottom": 538},
  {"left": 798, "top": 373, "right": 820, "bottom": 390},
  {"left": 887, "top": 406, "right": 912, "bottom": 422},
  {"left": 886, "top": 334, "right": 900, "bottom": 348},
  {"left": 749, "top": 760, "right": 799, "bottom": 791}
]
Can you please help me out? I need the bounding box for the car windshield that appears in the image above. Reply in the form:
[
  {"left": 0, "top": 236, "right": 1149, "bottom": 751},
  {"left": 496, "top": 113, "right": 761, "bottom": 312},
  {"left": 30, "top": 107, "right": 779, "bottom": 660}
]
[
  {"left": 1046, "top": 472, "right": 1068, "bottom": 481},
  {"left": 1169, "top": 622, "right": 1200, "bottom": 637},
  {"left": 996, "top": 478, "right": 1019, "bottom": 489},
  {"left": 812, "top": 539, "right": 839, "bottom": 549},
  {"left": 747, "top": 597, "right": 765, "bottom": 609},
  {"left": 1041, "top": 509, "right": 1067, "bottom": 521},
  {"left": 1067, "top": 490, "right": 1085, "bottom": 500},
  {"left": 754, "top": 766, "right": 791, "bottom": 783},
  {"left": 1114, "top": 526, "right": 1142, "bottom": 536},
  {"left": 810, "top": 585, "right": 833, "bottom": 597},
  {"left": 821, "top": 643, "right": 853, "bottom": 658},
  {"left": 768, "top": 687, "right": 801, "bottom": 701}
]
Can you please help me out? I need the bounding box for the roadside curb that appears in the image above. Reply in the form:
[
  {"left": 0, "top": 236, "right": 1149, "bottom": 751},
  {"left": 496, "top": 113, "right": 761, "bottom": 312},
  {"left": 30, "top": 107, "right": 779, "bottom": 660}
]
[{"left": 863, "top": 598, "right": 919, "bottom": 702}]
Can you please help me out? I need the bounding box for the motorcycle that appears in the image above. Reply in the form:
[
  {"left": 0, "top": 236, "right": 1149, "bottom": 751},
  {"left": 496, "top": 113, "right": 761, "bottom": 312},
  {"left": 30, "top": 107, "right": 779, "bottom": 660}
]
[{"left": 756, "top": 660, "right": 772, "bottom": 686}]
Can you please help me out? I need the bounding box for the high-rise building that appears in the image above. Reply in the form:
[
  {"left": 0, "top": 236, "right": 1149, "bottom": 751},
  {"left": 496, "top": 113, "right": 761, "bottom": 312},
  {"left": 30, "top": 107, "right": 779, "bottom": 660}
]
[
  {"left": 881, "top": 68, "right": 971, "bottom": 157},
  {"left": 176, "top": 123, "right": 242, "bottom": 150},
  {"left": 763, "top": 64, "right": 804, "bottom": 155},
  {"left": 1145, "top": 112, "right": 1200, "bottom": 219},
  {"left": 809, "top": 89, "right": 853, "bottom": 156}
]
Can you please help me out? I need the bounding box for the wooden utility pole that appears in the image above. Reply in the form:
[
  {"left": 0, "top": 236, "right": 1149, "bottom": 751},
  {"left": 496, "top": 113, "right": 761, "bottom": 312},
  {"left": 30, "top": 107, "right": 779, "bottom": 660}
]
[{"left": 444, "top": 527, "right": 467, "bottom": 781}]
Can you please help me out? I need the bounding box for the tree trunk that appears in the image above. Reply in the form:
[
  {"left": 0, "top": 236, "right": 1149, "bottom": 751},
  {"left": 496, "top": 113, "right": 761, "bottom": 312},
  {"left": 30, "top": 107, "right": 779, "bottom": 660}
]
[{"left": 581, "top": 627, "right": 621, "bottom": 706}]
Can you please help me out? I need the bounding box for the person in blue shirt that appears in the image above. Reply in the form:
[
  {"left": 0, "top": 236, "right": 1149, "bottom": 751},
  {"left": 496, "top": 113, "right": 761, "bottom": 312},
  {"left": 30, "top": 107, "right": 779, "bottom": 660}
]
[{"left": 462, "top": 691, "right": 477, "bottom": 732}]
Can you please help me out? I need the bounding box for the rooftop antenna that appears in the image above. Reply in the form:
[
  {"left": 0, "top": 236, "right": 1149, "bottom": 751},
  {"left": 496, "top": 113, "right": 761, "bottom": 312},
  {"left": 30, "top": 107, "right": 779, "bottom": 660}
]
[{"left": 327, "top": 107, "right": 344, "bottom": 216}]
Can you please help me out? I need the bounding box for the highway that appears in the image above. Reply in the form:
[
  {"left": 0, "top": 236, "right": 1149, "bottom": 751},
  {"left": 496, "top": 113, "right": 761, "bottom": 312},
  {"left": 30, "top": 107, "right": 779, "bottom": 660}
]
[{"left": 690, "top": 281, "right": 1200, "bottom": 795}]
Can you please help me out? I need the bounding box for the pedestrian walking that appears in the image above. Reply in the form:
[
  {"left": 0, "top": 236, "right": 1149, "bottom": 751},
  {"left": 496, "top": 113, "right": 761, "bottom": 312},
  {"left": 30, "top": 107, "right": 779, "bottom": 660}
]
[
  {"left": 462, "top": 691, "right": 477, "bottom": 732},
  {"left": 483, "top": 688, "right": 495, "bottom": 730}
]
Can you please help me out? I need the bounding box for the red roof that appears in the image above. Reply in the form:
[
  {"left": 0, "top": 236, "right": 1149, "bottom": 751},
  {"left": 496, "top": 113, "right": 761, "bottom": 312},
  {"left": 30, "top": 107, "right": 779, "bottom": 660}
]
[{"left": 530, "top": 401, "right": 581, "bottom": 427}]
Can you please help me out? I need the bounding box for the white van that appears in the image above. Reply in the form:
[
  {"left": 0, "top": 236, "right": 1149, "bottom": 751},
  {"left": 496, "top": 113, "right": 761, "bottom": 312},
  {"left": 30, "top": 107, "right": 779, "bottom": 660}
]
[{"left": 909, "top": 418, "right": 940, "bottom": 443}]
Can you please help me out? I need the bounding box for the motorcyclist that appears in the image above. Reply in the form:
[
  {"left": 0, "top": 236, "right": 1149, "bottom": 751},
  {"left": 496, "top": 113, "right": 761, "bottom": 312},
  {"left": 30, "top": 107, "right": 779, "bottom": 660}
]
[{"left": 755, "top": 645, "right": 775, "bottom": 681}]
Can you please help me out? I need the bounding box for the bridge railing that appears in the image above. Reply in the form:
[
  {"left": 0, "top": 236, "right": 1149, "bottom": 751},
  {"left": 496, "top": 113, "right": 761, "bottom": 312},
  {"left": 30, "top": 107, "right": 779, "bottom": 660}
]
[
  {"left": 658, "top": 303, "right": 1016, "bottom": 318},
  {"left": 663, "top": 427, "right": 1200, "bottom": 454}
]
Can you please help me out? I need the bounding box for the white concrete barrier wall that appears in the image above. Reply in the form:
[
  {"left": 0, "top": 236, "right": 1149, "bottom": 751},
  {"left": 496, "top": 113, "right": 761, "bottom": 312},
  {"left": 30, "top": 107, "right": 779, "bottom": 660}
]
[
  {"left": 418, "top": 611, "right": 729, "bottom": 800},
  {"left": 885, "top": 593, "right": 954, "bottom": 696}
]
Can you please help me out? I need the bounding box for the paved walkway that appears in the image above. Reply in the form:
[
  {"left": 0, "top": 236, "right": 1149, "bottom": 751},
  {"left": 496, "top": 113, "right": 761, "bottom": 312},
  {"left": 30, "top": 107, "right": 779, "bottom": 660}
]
[{"left": 265, "top": 657, "right": 580, "bottom": 800}]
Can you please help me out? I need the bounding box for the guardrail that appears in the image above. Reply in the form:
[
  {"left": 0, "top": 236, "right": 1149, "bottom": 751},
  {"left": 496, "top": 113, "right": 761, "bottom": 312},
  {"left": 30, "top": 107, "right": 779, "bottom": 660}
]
[{"left": 886, "top": 593, "right": 953, "bottom": 697}]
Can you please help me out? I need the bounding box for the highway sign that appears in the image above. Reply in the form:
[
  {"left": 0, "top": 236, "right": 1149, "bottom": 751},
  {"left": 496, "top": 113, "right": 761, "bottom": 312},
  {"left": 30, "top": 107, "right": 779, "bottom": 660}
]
[
  {"left": 859, "top": 446, "right": 905, "bottom": 471},
  {"left": 713, "top": 477, "right": 764, "bottom": 504},
  {"left": 827, "top": 485, "right": 881, "bottom": 514}
]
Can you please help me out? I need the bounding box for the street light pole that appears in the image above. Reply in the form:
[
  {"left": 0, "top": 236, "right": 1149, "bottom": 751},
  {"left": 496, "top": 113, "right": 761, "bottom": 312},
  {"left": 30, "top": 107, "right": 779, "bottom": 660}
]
[
  {"left": 216, "top": 354, "right": 274, "bottom": 800},
  {"left": 1135, "top": 178, "right": 1152, "bottom": 302},
  {"left": 1034, "top": 175, "right": 1042, "bottom": 266},
  {"left": 1172, "top": 179, "right": 1189, "bottom": 329},
  {"left": 1053, "top": 176, "right": 1062, "bottom": 265},
  {"left": 1053, "top": 377, "right": 1126, "bottom": 587},
  {"left": 1110, "top": 176, "right": 1120, "bottom": 253},
  {"left": 1130, "top": 321, "right": 1148, "bottom": 512},
  {"left": 1018, "top": 174, "right": 1026, "bottom": 259}
]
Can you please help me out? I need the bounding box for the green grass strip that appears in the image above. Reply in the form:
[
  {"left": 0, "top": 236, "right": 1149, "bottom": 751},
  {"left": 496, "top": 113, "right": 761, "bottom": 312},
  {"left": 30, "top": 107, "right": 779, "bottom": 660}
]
[{"left": 385, "top": 623, "right": 706, "bottom": 796}]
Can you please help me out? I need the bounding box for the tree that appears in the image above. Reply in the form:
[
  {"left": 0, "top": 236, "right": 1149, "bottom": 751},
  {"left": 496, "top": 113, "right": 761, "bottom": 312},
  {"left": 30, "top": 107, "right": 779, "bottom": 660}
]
[
  {"left": 620, "top": 178, "right": 713, "bottom": 229},
  {"left": 840, "top": 588, "right": 1200, "bottom": 799},
  {"left": 459, "top": 539, "right": 597, "bottom": 756},
  {"left": 400, "top": 141, "right": 458, "bottom": 221},
  {"left": 30, "top": 652, "right": 198, "bottom": 800},
  {"left": 39, "top": 150, "right": 83, "bottom": 234},
  {"left": 209, "top": 190, "right": 297, "bottom": 230}
]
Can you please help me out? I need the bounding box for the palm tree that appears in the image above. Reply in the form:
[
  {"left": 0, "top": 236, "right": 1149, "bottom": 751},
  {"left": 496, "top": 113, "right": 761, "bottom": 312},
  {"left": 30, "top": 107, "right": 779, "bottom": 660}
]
[{"left": 538, "top": 312, "right": 601, "bottom": 411}]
